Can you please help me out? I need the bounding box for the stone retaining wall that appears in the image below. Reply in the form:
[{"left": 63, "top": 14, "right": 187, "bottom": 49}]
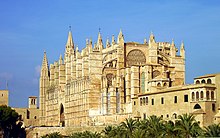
[{"left": 26, "top": 126, "right": 105, "bottom": 138}]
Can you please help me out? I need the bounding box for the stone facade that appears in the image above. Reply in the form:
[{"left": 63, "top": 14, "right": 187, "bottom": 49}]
[
  {"left": 0, "top": 90, "right": 8, "bottom": 106},
  {"left": 134, "top": 74, "right": 220, "bottom": 127},
  {"left": 39, "top": 29, "right": 185, "bottom": 127},
  {"left": 14, "top": 96, "right": 40, "bottom": 127}
]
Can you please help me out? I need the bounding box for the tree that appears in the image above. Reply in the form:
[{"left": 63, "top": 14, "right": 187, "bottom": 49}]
[
  {"left": 175, "top": 114, "right": 202, "bottom": 138},
  {"left": 0, "top": 105, "right": 25, "bottom": 138},
  {"left": 102, "top": 125, "right": 114, "bottom": 137},
  {"left": 132, "top": 129, "right": 146, "bottom": 138},
  {"left": 41, "top": 132, "right": 62, "bottom": 138},
  {"left": 70, "top": 130, "right": 101, "bottom": 138},
  {"left": 120, "top": 118, "right": 138, "bottom": 137},
  {"left": 145, "top": 115, "right": 165, "bottom": 138},
  {"left": 163, "top": 120, "right": 181, "bottom": 138},
  {"left": 204, "top": 123, "right": 220, "bottom": 137}
]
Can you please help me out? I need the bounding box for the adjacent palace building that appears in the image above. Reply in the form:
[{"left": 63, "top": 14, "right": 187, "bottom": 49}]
[{"left": 1, "top": 29, "right": 220, "bottom": 128}]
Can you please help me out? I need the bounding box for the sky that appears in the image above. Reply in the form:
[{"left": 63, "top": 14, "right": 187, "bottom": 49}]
[{"left": 0, "top": 0, "right": 220, "bottom": 107}]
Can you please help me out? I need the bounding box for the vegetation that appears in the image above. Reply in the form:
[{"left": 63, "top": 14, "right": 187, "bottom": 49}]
[
  {"left": 41, "top": 132, "right": 63, "bottom": 138},
  {"left": 41, "top": 113, "right": 220, "bottom": 138},
  {"left": 0, "top": 105, "right": 26, "bottom": 138}
]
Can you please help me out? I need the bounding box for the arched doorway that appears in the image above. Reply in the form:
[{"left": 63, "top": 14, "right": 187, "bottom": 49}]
[{"left": 60, "top": 103, "right": 65, "bottom": 127}]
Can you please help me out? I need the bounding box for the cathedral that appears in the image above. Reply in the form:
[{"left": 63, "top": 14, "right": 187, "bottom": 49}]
[{"left": 39, "top": 29, "right": 186, "bottom": 127}]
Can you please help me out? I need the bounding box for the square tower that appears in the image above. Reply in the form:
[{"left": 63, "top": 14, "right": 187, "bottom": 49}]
[
  {"left": 0, "top": 90, "right": 9, "bottom": 106},
  {"left": 28, "top": 96, "right": 37, "bottom": 109}
]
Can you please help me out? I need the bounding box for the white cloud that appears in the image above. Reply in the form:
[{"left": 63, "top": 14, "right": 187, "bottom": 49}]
[
  {"left": 0, "top": 72, "right": 13, "bottom": 80},
  {"left": 35, "top": 65, "right": 41, "bottom": 76},
  {"left": 32, "top": 78, "right": 39, "bottom": 85}
]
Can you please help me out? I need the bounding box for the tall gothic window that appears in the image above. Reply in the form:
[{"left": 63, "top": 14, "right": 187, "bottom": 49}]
[
  {"left": 27, "top": 110, "right": 30, "bottom": 119},
  {"left": 106, "top": 73, "right": 113, "bottom": 87},
  {"left": 211, "top": 91, "right": 214, "bottom": 100},
  {"left": 107, "top": 91, "right": 110, "bottom": 114},
  {"left": 102, "top": 93, "right": 104, "bottom": 113},
  {"left": 192, "top": 92, "right": 195, "bottom": 101},
  {"left": 201, "top": 91, "right": 204, "bottom": 100},
  {"left": 141, "top": 72, "right": 145, "bottom": 93},
  {"left": 146, "top": 97, "right": 148, "bottom": 105},
  {"left": 206, "top": 91, "right": 210, "bottom": 100},
  {"left": 116, "top": 88, "right": 120, "bottom": 113},
  {"left": 196, "top": 92, "right": 199, "bottom": 101},
  {"left": 123, "top": 77, "right": 126, "bottom": 103}
]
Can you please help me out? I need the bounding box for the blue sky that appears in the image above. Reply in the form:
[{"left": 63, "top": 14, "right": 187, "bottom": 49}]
[{"left": 0, "top": 0, "right": 220, "bottom": 107}]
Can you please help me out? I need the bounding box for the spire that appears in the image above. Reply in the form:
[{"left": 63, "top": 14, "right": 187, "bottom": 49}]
[
  {"left": 149, "top": 32, "right": 156, "bottom": 44},
  {"left": 171, "top": 38, "right": 175, "bottom": 47},
  {"left": 144, "top": 38, "right": 147, "bottom": 44},
  {"left": 86, "top": 39, "right": 89, "bottom": 47},
  {"left": 170, "top": 39, "right": 177, "bottom": 57},
  {"left": 181, "top": 41, "right": 185, "bottom": 50},
  {"left": 41, "top": 51, "right": 49, "bottom": 77},
  {"left": 88, "top": 38, "right": 93, "bottom": 53},
  {"left": 106, "top": 37, "right": 111, "bottom": 48},
  {"left": 180, "top": 41, "right": 185, "bottom": 58},
  {"left": 42, "top": 51, "right": 48, "bottom": 69},
  {"left": 117, "top": 29, "right": 124, "bottom": 45},
  {"left": 112, "top": 35, "right": 115, "bottom": 45},
  {"left": 76, "top": 46, "right": 79, "bottom": 52},
  {"left": 66, "top": 27, "right": 74, "bottom": 49},
  {"left": 94, "top": 32, "right": 103, "bottom": 51},
  {"left": 59, "top": 54, "right": 63, "bottom": 65}
]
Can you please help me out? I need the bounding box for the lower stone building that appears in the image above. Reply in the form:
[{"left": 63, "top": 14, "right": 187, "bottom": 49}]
[
  {"left": 134, "top": 73, "right": 220, "bottom": 126},
  {"left": 13, "top": 96, "right": 40, "bottom": 127}
]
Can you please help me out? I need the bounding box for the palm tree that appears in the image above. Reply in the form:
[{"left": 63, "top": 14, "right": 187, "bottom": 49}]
[
  {"left": 163, "top": 120, "right": 181, "bottom": 138},
  {"left": 120, "top": 118, "right": 138, "bottom": 137},
  {"left": 41, "top": 132, "right": 62, "bottom": 138},
  {"left": 69, "top": 132, "right": 83, "bottom": 138},
  {"left": 204, "top": 123, "right": 220, "bottom": 137},
  {"left": 175, "top": 114, "right": 202, "bottom": 138},
  {"left": 132, "top": 129, "right": 146, "bottom": 138},
  {"left": 69, "top": 131, "right": 101, "bottom": 138},
  {"left": 138, "top": 119, "right": 149, "bottom": 131},
  {"left": 102, "top": 125, "right": 114, "bottom": 136},
  {"left": 145, "top": 115, "right": 165, "bottom": 138}
]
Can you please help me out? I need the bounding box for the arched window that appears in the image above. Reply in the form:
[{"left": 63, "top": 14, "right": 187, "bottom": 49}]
[
  {"left": 192, "top": 92, "right": 195, "bottom": 101},
  {"left": 27, "top": 110, "right": 30, "bottom": 119},
  {"left": 200, "top": 91, "right": 204, "bottom": 100},
  {"left": 146, "top": 97, "right": 148, "bottom": 105},
  {"left": 157, "top": 83, "right": 161, "bottom": 87},
  {"left": 127, "top": 49, "right": 146, "bottom": 66},
  {"left": 196, "top": 92, "right": 199, "bottom": 101},
  {"left": 164, "top": 82, "right": 167, "bottom": 87},
  {"left": 201, "top": 79, "right": 206, "bottom": 83},
  {"left": 140, "top": 98, "right": 142, "bottom": 106},
  {"left": 60, "top": 103, "right": 65, "bottom": 127},
  {"left": 143, "top": 97, "right": 146, "bottom": 105},
  {"left": 141, "top": 73, "right": 145, "bottom": 93},
  {"left": 196, "top": 80, "right": 200, "bottom": 84},
  {"left": 211, "top": 91, "right": 214, "bottom": 100},
  {"left": 106, "top": 73, "right": 113, "bottom": 87},
  {"left": 206, "top": 91, "right": 210, "bottom": 100},
  {"left": 207, "top": 79, "right": 212, "bottom": 84},
  {"left": 194, "top": 104, "right": 201, "bottom": 109},
  {"left": 173, "top": 113, "right": 177, "bottom": 119}
]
